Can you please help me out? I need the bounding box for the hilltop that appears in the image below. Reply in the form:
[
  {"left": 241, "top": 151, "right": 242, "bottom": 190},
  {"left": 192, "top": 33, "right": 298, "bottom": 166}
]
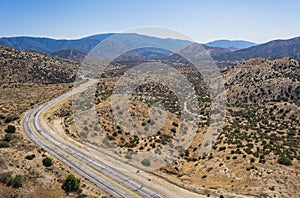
[
  {"left": 0, "top": 46, "right": 79, "bottom": 88},
  {"left": 206, "top": 39, "right": 257, "bottom": 50},
  {"left": 213, "top": 37, "right": 300, "bottom": 64},
  {"left": 0, "top": 34, "right": 114, "bottom": 55}
]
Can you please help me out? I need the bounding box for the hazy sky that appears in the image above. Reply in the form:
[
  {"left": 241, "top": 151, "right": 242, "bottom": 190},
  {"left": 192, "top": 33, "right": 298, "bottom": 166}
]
[{"left": 1, "top": 0, "right": 299, "bottom": 43}]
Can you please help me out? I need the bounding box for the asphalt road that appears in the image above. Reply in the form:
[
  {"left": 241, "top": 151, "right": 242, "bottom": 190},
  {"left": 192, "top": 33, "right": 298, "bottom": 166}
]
[{"left": 23, "top": 79, "right": 166, "bottom": 198}]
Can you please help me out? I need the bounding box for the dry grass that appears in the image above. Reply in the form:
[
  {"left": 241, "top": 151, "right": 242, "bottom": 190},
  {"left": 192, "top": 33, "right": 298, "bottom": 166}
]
[
  {"left": 51, "top": 58, "right": 300, "bottom": 197},
  {"left": 0, "top": 83, "right": 109, "bottom": 198}
]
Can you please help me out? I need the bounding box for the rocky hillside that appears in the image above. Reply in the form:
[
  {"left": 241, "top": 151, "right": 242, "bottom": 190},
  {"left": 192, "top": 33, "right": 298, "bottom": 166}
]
[
  {"left": 0, "top": 46, "right": 79, "bottom": 88},
  {"left": 225, "top": 58, "right": 300, "bottom": 104},
  {"left": 51, "top": 49, "right": 86, "bottom": 62},
  {"left": 52, "top": 56, "right": 300, "bottom": 197}
]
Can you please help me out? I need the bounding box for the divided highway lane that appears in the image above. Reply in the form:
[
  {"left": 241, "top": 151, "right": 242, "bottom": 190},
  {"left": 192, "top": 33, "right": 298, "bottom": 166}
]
[{"left": 23, "top": 79, "right": 166, "bottom": 198}]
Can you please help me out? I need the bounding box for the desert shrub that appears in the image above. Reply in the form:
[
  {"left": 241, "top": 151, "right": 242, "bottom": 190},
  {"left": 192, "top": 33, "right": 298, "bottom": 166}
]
[
  {"left": 3, "top": 134, "right": 12, "bottom": 142},
  {"left": 5, "top": 125, "right": 16, "bottom": 133},
  {"left": 259, "top": 159, "right": 266, "bottom": 164},
  {"left": 0, "top": 172, "right": 13, "bottom": 185},
  {"left": 42, "top": 157, "right": 53, "bottom": 167},
  {"left": 219, "top": 146, "right": 226, "bottom": 151},
  {"left": 25, "top": 154, "right": 36, "bottom": 160},
  {"left": 172, "top": 122, "right": 179, "bottom": 127},
  {"left": 4, "top": 116, "right": 18, "bottom": 123},
  {"left": 125, "top": 154, "right": 132, "bottom": 159},
  {"left": 244, "top": 147, "right": 253, "bottom": 154},
  {"left": 141, "top": 158, "right": 151, "bottom": 167},
  {"left": 112, "top": 132, "right": 118, "bottom": 137},
  {"left": 185, "top": 157, "right": 198, "bottom": 162},
  {"left": 278, "top": 157, "right": 292, "bottom": 166},
  {"left": 0, "top": 141, "right": 9, "bottom": 148},
  {"left": 62, "top": 174, "right": 80, "bottom": 192},
  {"left": 11, "top": 175, "right": 23, "bottom": 188},
  {"left": 160, "top": 134, "right": 172, "bottom": 145},
  {"left": 253, "top": 152, "right": 259, "bottom": 158}
]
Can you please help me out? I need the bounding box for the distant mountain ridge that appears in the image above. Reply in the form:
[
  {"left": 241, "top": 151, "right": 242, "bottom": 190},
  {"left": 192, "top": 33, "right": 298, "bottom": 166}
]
[
  {"left": 206, "top": 39, "right": 257, "bottom": 50},
  {"left": 0, "top": 34, "right": 114, "bottom": 55},
  {"left": 212, "top": 36, "right": 300, "bottom": 63},
  {"left": 1, "top": 34, "right": 300, "bottom": 64},
  {"left": 0, "top": 33, "right": 193, "bottom": 57}
]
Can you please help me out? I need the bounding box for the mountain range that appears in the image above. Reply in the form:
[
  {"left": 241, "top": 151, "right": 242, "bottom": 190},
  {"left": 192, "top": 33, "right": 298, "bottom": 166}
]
[
  {"left": 213, "top": 37, "right": 300, "bottom": 63},
  {"left": 0, "top": 34, "right": 114, "bottom": 55},
  {"left": 205, "top": 40, "right": 257, "bottom": 50},
  {"left": 1, "top": 34, "right": 300, "bottom": 64}
]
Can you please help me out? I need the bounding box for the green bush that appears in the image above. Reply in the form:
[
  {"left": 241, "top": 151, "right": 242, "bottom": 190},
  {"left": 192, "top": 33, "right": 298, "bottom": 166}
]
[
  {"left": 42, "top": 157, "right": 53, "bottom": 167},
  {"left": 25, "top": 154, "right": 36, "bottom": 160},
  {"left": 141, "top": 158, "right": 151, "bottom": 167},
  {"left": 4, "top": 116, "right": 18, "bottom": 123},
  {"left": 5, "top": 125, "right": 16, "bottom": 133},
  {"left": 278, "top": 157, "right": 292, "bottom": 166},
  {"left": 0, "top": 141, "right": 9, "bottom": 148},
  {"left": 219, "top": 146, "right": 226, "bottom": 151},
  {"left": 0, "top": 172, "right": 13, "bottom": 185},
  {"left": 172, "top": 122, "right": 179, "bottom": 127},
  {"left": 4, "top": 134, "right": 12, "bottom": 142},
  {"left": 11, "top": 175, "right": 23, "bottom": 188},
  {"left": 62, "top": 174, "right": 80, "bottom": 192}
]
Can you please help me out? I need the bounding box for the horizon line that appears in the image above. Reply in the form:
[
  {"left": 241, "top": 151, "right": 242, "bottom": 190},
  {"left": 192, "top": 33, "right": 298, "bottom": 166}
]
[{"left": 1, "top": 33, "right": 300, "bottom": 45}]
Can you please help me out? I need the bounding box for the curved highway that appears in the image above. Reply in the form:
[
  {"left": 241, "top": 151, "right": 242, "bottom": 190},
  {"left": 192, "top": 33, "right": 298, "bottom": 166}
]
[{"left": 23, "top": 79, "right": 166, "bottom": 198}]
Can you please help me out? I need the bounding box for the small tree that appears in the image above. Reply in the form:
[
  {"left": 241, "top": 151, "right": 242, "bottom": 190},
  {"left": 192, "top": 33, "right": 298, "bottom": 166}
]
[
  {"left": 4, "top": 134, "right": 12, "bottom": 142},
  {"left": 278, "top": 157, "right": 292, "bottom": 166},
  {"left": 25, "top": 154, "right": 36, "bottom": 160},
  {"left": 11, "top": 175, "right": 23, "bottom": 188},
  {"left": 0, "top": 141, "right": 9, "bottom": 148},
  {"left": 0, "top": 172, "right": 13, "bottom": 185},
  {"left": 141, "top": 158, "right": 151, "bottom": 167},
  {"left": 5, "top": 125, "right": 16, "bottom": 133},
  {"left": 62, "top": 174, "right": 80, "bottom": 192},
  {"left": 42, "top": 157, "right": 53, "bottom": 167}
]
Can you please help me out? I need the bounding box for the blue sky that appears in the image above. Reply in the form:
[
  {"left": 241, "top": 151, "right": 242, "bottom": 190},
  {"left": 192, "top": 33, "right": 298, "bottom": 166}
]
[{"left": 0, "top": 0, "right": 299, "bottom": 43}]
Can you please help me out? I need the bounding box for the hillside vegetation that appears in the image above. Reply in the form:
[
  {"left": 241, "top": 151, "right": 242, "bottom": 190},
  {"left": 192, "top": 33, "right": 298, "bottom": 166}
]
[
  {"left": 53, "top": 56, "right": 300, "bottom": 197},
  {"left": 0, "top": 46, "right": 78, "bottom": 88},
  {"left": 0, "top": 47, "right": 108, "bottom": 197}
]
